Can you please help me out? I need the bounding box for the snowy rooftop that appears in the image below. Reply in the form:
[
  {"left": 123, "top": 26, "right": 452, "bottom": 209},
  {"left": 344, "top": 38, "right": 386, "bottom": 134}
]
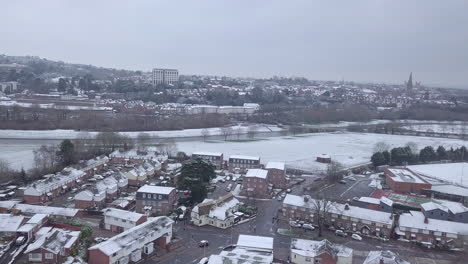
[
  {"left": 229, "top": 155, "right": 260, "bottom": 161},
  {"left": 13, "top": 204, "right": 79, "bottom": 217},
  {"left": 237, "top": 235, "right": 273, "bottom": 252},
  {"left": 245, "top": 169, "right": 269, "bottom": 179},
  {"left": 380, "top": 197, "right": 394, "bottom": 206},
  {"left": 89, "top": 216, "right": 173, "bottom": 256},
  {"left": 399, "top": 211, "right": 468, "bottom": 235},
  {"left": 193, "top": 151, "right": 223, "bottom": 157},
  {"left": 0, "top": 214, "right": 25, "bottom": 232},
  {"left": 265, "top": 161, "right": 285, "bottom": 171},
  {"left": 103, "top": 208, "right": 145, "bottom": 222},
  {"left": 291, "top": 238, "right": 353, "bottom": 258},
  {"left": 431, "top": 184, "right": 468, "bottom": 197},
  {"left": 24, "top": 168, "right": 85, "bottom": 196},
  {"left": 137, "top": 185, "right": 175, "bottom": 195},
  {"left": 387, "top": 168, "right": 426, "bottom": 184},
  {"left": 284, "top": 194, "right": 393, "bottom": 225},
  {"left": 421, "top": 202, "right": 449, "bottom": 213},
  {"left": 208, "top": 197, "right": 240, "bottom": 221},
  {"left": 435, "top": 199, "right": 468, "bottom": 214},
  {"left": 25, "top": 227, "right": 80, "bottom": 254},
  {"left": 358, "top": 197, "right": 380, "bottom": 205},
  {"left": 208, "top": 248, "right": 273, "bottom": 264},
  {"left": 363, "top": 250, "right": 410, "bottom": 264},
  {"left": 408, "top": 162, "right": 468, "bottom": 187}
]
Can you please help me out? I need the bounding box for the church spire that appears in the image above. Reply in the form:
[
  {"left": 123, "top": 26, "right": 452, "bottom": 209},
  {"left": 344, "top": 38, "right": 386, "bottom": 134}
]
[{"left": 407, "top": 72, "right": 413, "bottom": 91}]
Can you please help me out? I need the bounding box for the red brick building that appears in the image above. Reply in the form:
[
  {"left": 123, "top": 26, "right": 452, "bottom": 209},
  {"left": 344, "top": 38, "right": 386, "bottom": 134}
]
[
  {"left": 135, "top": 185, "right": 177, "bottom": 215},
  {"left": 24, "top": 227, "right": 80, "bottom": 263},
  {"left": 316, "top": 154, "right": 331, "bottom": 164},
  {"left": 265, "top": 161, "right": 286, "bottom": 189},
  {"left": 103, "top": 208, "right": 147, "bottom": 233},
  {"left": 384, "top": 167, "right": 431, "bottom": 194},
  {"left": 240, "top": 169, "right": 270, "bottom": 198},
  {"left": 290, "top": 238, "right": 353, "bottom": 264},
  {"left": 283, "top": 194, "right": 395, "bottom": 239},
  {"left": 192, "top": 152, "right": 224, "bottom": 169},
  {"left": 228, "top": 155, "right": 261, "bottom": 173},
  {"left": 88, "top": 216, "right": 173, "bottom": 264}
]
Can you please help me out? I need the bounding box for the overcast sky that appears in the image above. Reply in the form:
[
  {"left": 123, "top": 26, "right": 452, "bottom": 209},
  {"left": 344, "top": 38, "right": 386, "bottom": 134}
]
[{"left": 2, "top": 0, "right": 468, "bottom": 88}]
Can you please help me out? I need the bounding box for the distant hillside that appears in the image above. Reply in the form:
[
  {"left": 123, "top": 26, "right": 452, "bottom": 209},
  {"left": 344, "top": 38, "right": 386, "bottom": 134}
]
[{"left": 0, "top": 54, "right": 140, "bottom": 80}]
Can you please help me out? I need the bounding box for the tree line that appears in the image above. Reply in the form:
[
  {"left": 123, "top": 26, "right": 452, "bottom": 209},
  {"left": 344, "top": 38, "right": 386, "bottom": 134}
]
[{"left": 371, "top": 142, "right": 468, "bottom": 167}]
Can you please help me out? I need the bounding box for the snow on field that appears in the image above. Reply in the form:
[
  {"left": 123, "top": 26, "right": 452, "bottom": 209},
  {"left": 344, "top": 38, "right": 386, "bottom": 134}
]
[
  {"left": 402, "top": 123, "right": 467, "bottom": 135},
  {"left": 0, "top": 124, "right": 282, "bottom": 140},
  {"left": 177, "top": 132, "right": 468, "bottom": 173}
]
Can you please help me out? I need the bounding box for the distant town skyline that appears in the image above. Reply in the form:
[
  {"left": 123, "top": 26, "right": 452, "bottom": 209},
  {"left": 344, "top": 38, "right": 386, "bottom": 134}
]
[{"left": 2, "top": 0, "right": 468, "bottom": 88}]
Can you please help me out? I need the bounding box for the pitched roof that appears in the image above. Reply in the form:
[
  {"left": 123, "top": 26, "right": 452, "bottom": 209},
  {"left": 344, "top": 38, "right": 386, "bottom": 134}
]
[
  {"left": 363, "top": 250, "right": 410, "bottom": 264},
  {"left": 245, "top": 169, "right": 268, "bottom": 179},
  {"left": 137, "top": 185, "right": 175, "bottom": 195}
]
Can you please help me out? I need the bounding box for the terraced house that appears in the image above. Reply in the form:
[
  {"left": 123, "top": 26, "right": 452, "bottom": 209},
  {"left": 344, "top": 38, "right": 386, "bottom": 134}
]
[{"left": 283, "top": 194, "right": 395, "bottom": 238}]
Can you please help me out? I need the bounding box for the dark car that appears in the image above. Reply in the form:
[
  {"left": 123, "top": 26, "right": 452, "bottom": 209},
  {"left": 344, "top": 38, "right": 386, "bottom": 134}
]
[{"left": 198, "top": 240, "right": 209, "bottom": 247}]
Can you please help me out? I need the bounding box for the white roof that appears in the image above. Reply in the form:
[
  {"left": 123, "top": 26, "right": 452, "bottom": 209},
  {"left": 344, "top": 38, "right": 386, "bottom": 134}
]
[
  {"left": 408, "top": 162, "right": 468, "bottom": 187},
  {"left": 89, "top": 216, "right": 173, "bottom": 256},
  {"left": 208, "top": 197, "right": 240, "bottom": 221},
  {"left": 435, "top": 199, "right": 468, "bottom": 214},
  {"left": 236, "top": 235, "right": 273, "bottom": 251},
  {"left": 380, "top": 197, "right": 394, "bottom": 206},
  {"left": 399, "top": 211, "right": 468, "bottom": 235},
  {"left": 291, "top": 238, "right": 353, "bottom": 258},
  {"left": 387, "top": 168, "right": 425, "bottom": 184},
  {"left": 265, "top": 161, "right": 285, "bottom": 170},
  {"left": 193, "top": 152, "right": 223, "bottom": 157},
  {"left": 421, "top": 202, "right": 449, "bottom": 213},
  {"left": 431, "top": 184, "right": 468, "bottom": 197},
  {"left": 284, "top": 194, "right": 393, "bottom": 225},
  {"left": 363, "top": 250, "right": 410, "bottom": 264},
  {"left": 137, "top": 185, "right": 175, "bottom": 195},
  {"left": 25, "top": 227, "right": 80, "bottom": 254},
  {"left": 14, "top": 204, "right": 79, "bottom": 217},
  {"left": 208, "top": 248, "right": 273, "bottom": 264},
  {"left": 358, "top": 197, "right": 380, "bottom": 205},
  {"left": 229, "top": 155, "right": 260, "bottom": 161},
  {"left": 24, "top": 168, "right": 85, "bottom": 196},
  {"left": 245, "top": 169, "right": 269, "bottom": 179},
  {"left": 103, "top": 208, "right": 145, "bottom": 222},
  {"left": 0, "top": 214, "right": 24, "bottom": 232}
]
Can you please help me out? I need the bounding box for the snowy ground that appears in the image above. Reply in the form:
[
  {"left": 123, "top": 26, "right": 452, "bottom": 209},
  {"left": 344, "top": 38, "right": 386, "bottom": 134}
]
[
  {"left": 401, "top": 122, "right": 468, "bottom": 135},
  {"left": 2, "top": 131, "right": 467, "bottom": 172},
  {"left": 176, "top": 132, "right": 468, "bottom": 173},
  {"left": 0, "top": 124, "right": 282, "bottom": 140}
]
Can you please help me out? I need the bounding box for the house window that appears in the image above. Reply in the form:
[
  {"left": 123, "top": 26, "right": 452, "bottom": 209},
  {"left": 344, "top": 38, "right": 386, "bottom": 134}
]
[
  {"left": 45, "top": 253, "right": 54, "bottom": 259},
  {"left": 142, "top": 193, "right": 146, "bottom": 198},
  {"left": 29, "top": 253, "right": 41, "bottom": 260},
  {"left": 305, "top": 257, "right": 312, "bottom": 262},
  {"left": 315, "top": 258, "right": 321, "bottom": 263}
]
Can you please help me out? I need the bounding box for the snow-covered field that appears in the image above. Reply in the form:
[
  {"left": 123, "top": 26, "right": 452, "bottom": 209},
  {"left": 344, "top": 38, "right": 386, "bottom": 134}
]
[
  {"left": 177, "top": 132, "right": 468, "bottom": 173},
  {"left": 0, "top": 124, "right": 282, "bottom": 140},
  {"left": 2, "top": 132, "right": 468, "bottom": 172},
  {"left": 401, "top": 122, "right": 468, "bottom": 135}
]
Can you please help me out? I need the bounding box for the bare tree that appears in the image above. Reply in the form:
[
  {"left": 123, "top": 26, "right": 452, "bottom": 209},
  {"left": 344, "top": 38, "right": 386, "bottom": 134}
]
[
  {"left": 201, "top": 128, "right": 210, "bottom": 142},
  {"left": 158, "top": 139, "right": 178, "bottom": 157},
  {"left": 221, "top": 126, "right": 233, "bottom": 141},
  {"left": 309, "top": 195, "right": 334, "bottom": 237},
  {"left": 404, "top": 141, "right": 418, "bottom": 155},
  {"left": 247, "top": 125, "right": 258, "bottom": 139},
  {"left": 373, "top": 141, "right": 390, "bottom": 153},
  {"left": 461, "top": 121, "right": 468, "bottom": 139},
  {"left": 137, "top": 132, "right": 152, "bottom": 152},
  {"left": 234, "top": 126, "right": 243, "bottom": 140},
  {"left": 325, "top": 161, "right": 344, "bottom": 183},
  {"left": 33, "top": 145, "right": 59, "bottom": 171}
]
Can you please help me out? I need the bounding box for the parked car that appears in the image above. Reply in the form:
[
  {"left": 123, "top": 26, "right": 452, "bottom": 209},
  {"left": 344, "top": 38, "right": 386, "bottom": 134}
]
[
  {"left": 198, "top": 257, "right": 209, "bottom": 264},
  {"left": 286, "top": 189, "right": 292, "bottom": 193},
  {"left": 289, "top": 221, "right": 301, "bottom": 228},
  {"left": 351, "top": 234, "right": 362, "bottom": 241},
  {"left": 352, "top": 197, "right": 359, "bottom": 201},
  {"left": 302, "top": 224, "right": 315, "bottom": 230},
  {"left": 339, "top": 180, "right": 347, "bottom": 184},
  {"left": 220, "top": 178, "right": 226, "bottom": 183},
  {"left": 335, "top": 230, "right": 347, "bottom": 237},
  {"left": 15, "top": 236, "right": 26, "bottom": 245},
  {"left": 198, "top": 240, "right": 209, "bottom": 247},
  {"left": 277, "top": 196, "right": 283, "bottom": 201}
]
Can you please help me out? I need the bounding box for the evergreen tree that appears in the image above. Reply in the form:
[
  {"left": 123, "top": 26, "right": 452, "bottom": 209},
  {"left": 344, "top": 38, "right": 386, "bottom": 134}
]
[
  {"left": 436, "top": 146, "right": 447, "bottom": 160},
  {"left": 58, "top": 139, "right": 76, "bottom": 166},
  {"left": 419, "top": 146, "right": 437, "bottom": 163},
  {"left": 177, "top": 159, "right": 216, "bottom": 204},
  {"left": 371, "top": 152, "right": 386, "bottom": 166}
]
